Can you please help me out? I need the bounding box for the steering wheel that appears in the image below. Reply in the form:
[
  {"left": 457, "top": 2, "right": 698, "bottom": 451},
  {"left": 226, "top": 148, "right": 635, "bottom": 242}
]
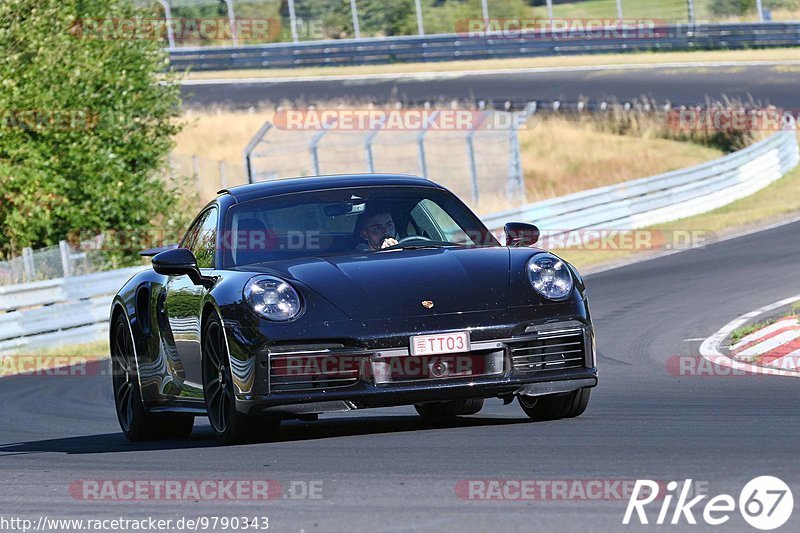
[{"left": 395, "top": 235, "right": 434, "bottom": 245}]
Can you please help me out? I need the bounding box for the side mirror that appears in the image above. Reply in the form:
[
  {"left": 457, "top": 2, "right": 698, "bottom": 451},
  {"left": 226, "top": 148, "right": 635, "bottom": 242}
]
[
  {"left": 504, "top": 222, "right": 540, "bottom": 247},
  {"left": 139, "top": 243, "right": 178, "bottom": 257},
  {"left": 152, "top": 248, "right": 214, "bottom": 288}
]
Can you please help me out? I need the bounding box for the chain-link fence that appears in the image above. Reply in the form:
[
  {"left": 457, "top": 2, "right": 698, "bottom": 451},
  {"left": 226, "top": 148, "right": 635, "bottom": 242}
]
[
  {"left": 0, "top": 242, "right": 108, "bottom": 286},
  {"left": 136, "top": 0, "right": 800, "bottom": 49},
  {"left": 244, "top": 108, "right": 529, "bottom": 215},
  {"left": 165, "top": 153, "right": 249, "bottom": 202}
]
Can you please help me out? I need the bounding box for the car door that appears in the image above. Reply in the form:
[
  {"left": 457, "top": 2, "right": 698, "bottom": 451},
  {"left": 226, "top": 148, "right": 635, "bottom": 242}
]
[{"left": 163, "top": 207, "right": 219, "bottom": 398}]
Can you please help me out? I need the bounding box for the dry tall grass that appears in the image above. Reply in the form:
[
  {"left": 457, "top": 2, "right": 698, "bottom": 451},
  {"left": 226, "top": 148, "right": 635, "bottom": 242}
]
[{"left": 519, "top": 114, "right": 723, "bottom": 201}]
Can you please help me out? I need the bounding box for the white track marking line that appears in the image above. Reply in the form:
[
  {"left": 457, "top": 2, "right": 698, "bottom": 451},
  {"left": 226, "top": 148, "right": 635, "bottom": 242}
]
[
  {"left": 735, "top": 330, "right": 800, "bottom": 358},
  {"left": 180, "top": 60, "right": 800, "bottom": 86},
  {"left": 730, "top": 317, "right": 800, "bottom": 351},
  {"left": 700, "top": 293, "right": 800, "bottom": 378}
]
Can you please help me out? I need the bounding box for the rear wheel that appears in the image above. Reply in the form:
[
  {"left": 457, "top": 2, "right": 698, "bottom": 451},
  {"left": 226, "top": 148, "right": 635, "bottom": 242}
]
[
  {"left": 112, "top": 314, "right": 194, "bottom": 441},
  {"left": 517, "top": 388, "right": 591, "bottom": 421},
  {"left": 414, "top": 398, "right": 484, "bottom": 418},
  {"left": 202, "top": 313, "right": 280, "bottom": 445}
]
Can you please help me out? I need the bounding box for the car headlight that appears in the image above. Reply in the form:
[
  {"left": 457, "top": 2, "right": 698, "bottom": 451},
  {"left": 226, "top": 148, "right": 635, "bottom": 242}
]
[
  {"left": 244, "top": 275, "right": 302, "bottom": 321},
  {"left": 526, "top": 254, "right": 573, "bottom": 300}
]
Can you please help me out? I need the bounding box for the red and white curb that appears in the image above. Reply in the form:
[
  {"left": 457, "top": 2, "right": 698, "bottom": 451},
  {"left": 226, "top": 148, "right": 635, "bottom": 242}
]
[{"left": 700, "top": 293, "right": 800, "bottom": 377}]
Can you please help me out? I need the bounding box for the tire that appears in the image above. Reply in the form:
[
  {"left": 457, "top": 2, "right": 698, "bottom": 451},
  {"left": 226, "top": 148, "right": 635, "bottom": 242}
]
[
  {"left": 202, "top": 313, "right": 280, "bottom": 445},
  {"left": 112, "top": 314, "right": 194, "bottom": 441},
  {"left": 414, "top": 398, "right": 484, "bottom": 418},
  {"left": 517, "top": 388, "right": 591, "bottom": 421}
]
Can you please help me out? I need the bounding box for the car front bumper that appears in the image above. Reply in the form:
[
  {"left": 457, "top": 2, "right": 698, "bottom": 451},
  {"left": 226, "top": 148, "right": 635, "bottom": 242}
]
[{"left": 234, "top": 319, "right": 597, "bottom": 416}]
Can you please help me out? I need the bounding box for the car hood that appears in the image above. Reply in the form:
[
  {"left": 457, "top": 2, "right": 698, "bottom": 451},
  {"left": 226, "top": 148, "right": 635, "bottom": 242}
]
[{"left": 241, "top": 247, "right": 511, "bottom": 320}]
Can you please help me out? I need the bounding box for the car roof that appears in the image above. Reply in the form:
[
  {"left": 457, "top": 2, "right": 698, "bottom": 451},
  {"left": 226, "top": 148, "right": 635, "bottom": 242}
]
[{"left": 219, "top": 174, "right": 443, "bottom": 203}]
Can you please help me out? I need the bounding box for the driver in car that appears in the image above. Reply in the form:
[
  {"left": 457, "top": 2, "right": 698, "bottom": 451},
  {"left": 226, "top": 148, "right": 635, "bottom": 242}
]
[{"left": 358, "top": 209, "right": 399, "bottom": 252}]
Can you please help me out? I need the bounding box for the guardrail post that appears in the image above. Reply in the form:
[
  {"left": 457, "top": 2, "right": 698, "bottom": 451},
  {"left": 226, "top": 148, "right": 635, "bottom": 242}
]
[
  {"left": 223, "top": 0, "right": 238, "bottom": 46},
  {"left": 59, "top": 240, "right": 72, "bottom": 278},
  {"left": 219, "top": 160, "right": 228, "bottom": 189},
  {"left": 310, "top": 122, "right": 335, "bottom": 176},
  {"left": 156, "top": 0, "right": 175, "bottom": 50},
  {"left": 22, "top": 247, "right": 35, "bottom": 281},
  {"left": 243, "top": 121, "right": 274, "bottom": 183},
  {"left": 287, "top": 0, "right": 299, "bottom": 43},
  {"left": 417, "top": 110, "right": 439, "bottom": 178},
  {"left": 350, "top": 0, "right": 361, "bottom": 39},
  {"left": 507, "top": 111, "right": 528, "bottom": 204},
  {"left": 414, "top": 0, "right": 425, "bottom": 36},
  {"left": 467, "top": 112, "right": 488, "bottom": 205},
  {"left": 364, "top": 115, "right": 387, "bottom": 174},
  {"left": 192, "top": 155, "right": 201, "bottom": 190}
]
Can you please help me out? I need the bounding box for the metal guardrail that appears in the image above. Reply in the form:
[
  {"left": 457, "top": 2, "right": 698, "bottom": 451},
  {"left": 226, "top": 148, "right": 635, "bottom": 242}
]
[
  {"left": 483, "top": 130, "right": 800, "bottom": 235},
  {"left": 169, "top": 22, "right": 800, "bottom": 71},
  {"left": 0, "top": 267, "right": 144, "bottom": 353},
  {"left": 1, "top": 131, "right": 797, "bottom": 353}
]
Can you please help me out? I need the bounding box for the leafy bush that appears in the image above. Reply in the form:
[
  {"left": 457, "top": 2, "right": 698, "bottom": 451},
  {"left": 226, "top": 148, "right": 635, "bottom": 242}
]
[{"left": 0, "top": 0, "right": 185, "bottom": 264}]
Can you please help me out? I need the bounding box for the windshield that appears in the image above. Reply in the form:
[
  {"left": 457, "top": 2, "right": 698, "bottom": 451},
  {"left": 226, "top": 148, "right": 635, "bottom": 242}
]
[{"left": 221, "top": 186, "right": 500, "bottom": 268}]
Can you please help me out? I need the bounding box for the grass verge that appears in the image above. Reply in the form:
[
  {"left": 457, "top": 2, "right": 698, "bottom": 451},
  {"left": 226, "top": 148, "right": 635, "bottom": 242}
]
[{"left": 730, "top": 303, "right": 800, "bottom": 345}]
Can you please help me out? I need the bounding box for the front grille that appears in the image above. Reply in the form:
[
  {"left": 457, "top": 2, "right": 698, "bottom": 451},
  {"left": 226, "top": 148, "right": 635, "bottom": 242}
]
[
  {"left": 510, "top": 328, "right": 586, "bottom": 373},
  {"left": 268, "top": 348, "right": 367, "bottom": 392}
]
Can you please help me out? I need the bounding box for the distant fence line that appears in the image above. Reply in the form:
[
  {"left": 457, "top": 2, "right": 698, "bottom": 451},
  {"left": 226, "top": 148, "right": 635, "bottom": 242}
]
[
  {"left": 0, "top": 241, "right": 104, "bottom": 287},
  {"left": 243, "top": 107, "right": 532, "bottom": 215},
  {"left": 166, "top": 152, "right": 248, "bottom": 200},
  {"left": 168, "top": 22, "right": 800, "bottom": 71},
  {"left": 132, "top": 0, "right": 795, "bottom": 50}
]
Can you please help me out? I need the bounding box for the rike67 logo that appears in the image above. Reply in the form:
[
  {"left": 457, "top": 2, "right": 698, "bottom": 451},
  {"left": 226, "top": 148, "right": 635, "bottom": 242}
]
[{"left": 623, "top": 477, "right": 793, "bottom": 530}]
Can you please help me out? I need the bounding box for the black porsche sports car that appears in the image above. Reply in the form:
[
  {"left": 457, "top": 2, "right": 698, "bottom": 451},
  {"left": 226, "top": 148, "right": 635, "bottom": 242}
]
[{"left": 111, "top": 174, "right": 597, "bottom": 444}]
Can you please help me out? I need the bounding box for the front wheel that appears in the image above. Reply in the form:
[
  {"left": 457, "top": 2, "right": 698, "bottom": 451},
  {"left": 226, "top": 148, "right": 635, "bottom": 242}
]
[
  {"left": 202, "top": 313, "right": 280, "bottom": 445},
  {"left": 112, "top": 315, "right": 194, "bottom": 441},
  {"left": 414, "top": 398, "right": 484, "bottom": 418},
  {"left": 517, "top": 388, "right": 591, "bottom": 421}
]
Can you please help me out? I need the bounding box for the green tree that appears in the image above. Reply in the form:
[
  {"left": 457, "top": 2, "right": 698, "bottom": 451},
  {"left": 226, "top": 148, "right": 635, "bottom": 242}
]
[{"left": 0, "top": 0, "right": 184, "bottom": 263}]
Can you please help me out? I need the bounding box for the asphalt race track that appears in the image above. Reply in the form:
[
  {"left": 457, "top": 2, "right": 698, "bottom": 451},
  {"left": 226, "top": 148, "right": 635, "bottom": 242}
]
[
  {"left": 181, "top": 64, "right": 800, "bottom": 109},
  {"left": 1, "top": 219, "right": 799, "bottom": 532}
]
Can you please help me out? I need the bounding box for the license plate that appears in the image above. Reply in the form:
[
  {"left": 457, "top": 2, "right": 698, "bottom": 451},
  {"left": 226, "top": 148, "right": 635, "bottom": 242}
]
[{"left": 410, "top": 331, "right": 471, "bottom": 356}]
